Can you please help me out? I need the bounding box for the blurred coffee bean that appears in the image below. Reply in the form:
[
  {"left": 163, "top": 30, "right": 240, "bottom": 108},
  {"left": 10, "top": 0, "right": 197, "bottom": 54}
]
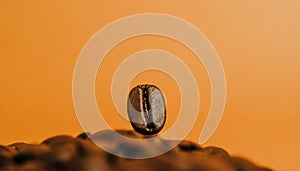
[
  {"left": 9, "top": 143, "right": 49, "bottom": 154},
  {"left": 0, "top": 159, "right": 13, "bottom": 171},
  {"left": 90, "top": 130, "right": 168, "bottom": 159},
  {"left": 8, "top": 142, "right": 27, "bottom": 152},
  {"left": 127, "top": 84, "right": 166, "bottom": 135},
  {"left": 76, "top": 132, "right": 91, "bottom": 140},
  {"left": 76, "top": 138, "right": 105, "bottom": 155},
  {"left": 203, "top": 146, "right": 231, "bottom": 160},
  {"left": 90, "top": 130, "right": 140, "bottom": 158},
  {"left": 13, "top": 152, "right": 38, "bottom": 164},
  {"left": 42, "top": 135, "right": 84, "bottom": 163},
  {"left": 0, "top": 154, "right": 11, "bottom": 169},
  {"left": 16, "top": 160, "right": 50, "bottom": 171},
  {"left": 51, "top": 144, "right": 79, "bottom": 162},
  {"left": 231, "top": 157, "right": 273, "bottom": 171},
  {"left": 178, "top": 141, "right": 202, "bottom": 152},
  {"left": 0, "top": 145, "right": 16, "bottom": 158},
  {"left": 69, "top": 153, "right": 111, "bottom": 171},
  {"left": 118, "top": 156, "right": 179, "bottom": 171},
  {"left": 42, "top": 135, "right": 75, "bottom": 146}
]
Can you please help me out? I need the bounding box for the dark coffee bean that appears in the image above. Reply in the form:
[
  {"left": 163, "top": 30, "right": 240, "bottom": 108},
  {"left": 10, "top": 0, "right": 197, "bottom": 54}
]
[
  {"left": 0, "top": 153, "right": 12, "bottom": 169},
  {"left": 13, "top": 152, "right": 38, "bottom": 164},
  {"left": 76, "top": 132, "right": 91, "bottom": 140},
  {"left": 106, "top": 152, "right": 118, "bottom": 164},
  {"left": 127, "top": 84, "right": 166, "bottom": 135},
  {"left": 10, "top": 143, "right": 50, "bottom": 165},
  {"left": 178, "top": 141, "right": 202, "bottom": 151}
]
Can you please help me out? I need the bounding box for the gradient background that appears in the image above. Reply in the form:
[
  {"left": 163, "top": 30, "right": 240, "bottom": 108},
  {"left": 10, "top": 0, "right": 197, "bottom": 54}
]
[{"left": 1, "top": 1, "right": 299, "bottom": 170}]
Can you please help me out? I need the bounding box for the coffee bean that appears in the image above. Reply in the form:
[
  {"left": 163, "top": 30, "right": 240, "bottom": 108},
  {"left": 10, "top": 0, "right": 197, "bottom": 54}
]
[
  {"left": 76, "top": 132, "right": 91, "bottom": 140},
  {"left": 17, "top": 161, "right": 49, "bottom": 171},
  {"left": 9, "top": 143, "right": 49, "bottom": 154},
  {"left": 127, "top": 84, "right": 166, "bottom": 135},
  {"left": 42, "top": 135, "right": 85, "bottom": 163},
  {"left": 13, "top": 152, "right": 38, "bottom": 164},
  {"left": 42, "top": 135, "right": 75, "bottom": 146},
  {"left": 203, "top": 146, "right": 231, "bottom": 160},
  {"left": 231, "top": 157, "right": 272, "bottom": 171},
  {"left": 178, "top": 141, "right": 202, "bottom": 152},
  {"left": 0, "top": 145, "right": 16, "bottom": 158}
]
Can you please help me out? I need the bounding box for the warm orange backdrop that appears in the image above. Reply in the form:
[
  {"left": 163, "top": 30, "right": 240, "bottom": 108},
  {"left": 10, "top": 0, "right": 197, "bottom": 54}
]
[{"left": 1, "top": 1, "right": 300, "bottom": 170}]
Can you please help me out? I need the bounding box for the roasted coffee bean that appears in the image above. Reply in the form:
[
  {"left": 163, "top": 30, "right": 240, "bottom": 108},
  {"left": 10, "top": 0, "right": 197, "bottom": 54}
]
[
  {"left": 203, "top": 146, "right": 231, "bottom": 160},
  {"left": 231, "top": 157, "right": 273, "bottom": 171},
  {"left": 16, "top": 161, "right": 49, "bottom": 171},
  {"left": 42, "top": 135, "right": 75, "bottom": 146},
  {"left": 0, "top": 145, "right": 16, "bottom": 158},
  {"left": 13, "top": 152, "right": 38, "bottom": 164},
  {"left": 178, "top": 141, "right": 202, "bottom": 152},
  {"left": 76, "top": 132, "right": 91, "bottom": 140},
  {"left": 42, "top": 135, "right": 85, "bottom": 162},
  {"left": 9, "top": 143, "right": 49, "bottom": 154},
  {"left": 127, "top": 84, "right": 166, "bottom": 135}
]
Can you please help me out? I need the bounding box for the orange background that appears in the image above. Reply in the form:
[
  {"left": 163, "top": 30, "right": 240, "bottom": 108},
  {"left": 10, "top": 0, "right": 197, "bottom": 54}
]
[{"left": 1, "top": 1, "right": 300, "bottom": 170}]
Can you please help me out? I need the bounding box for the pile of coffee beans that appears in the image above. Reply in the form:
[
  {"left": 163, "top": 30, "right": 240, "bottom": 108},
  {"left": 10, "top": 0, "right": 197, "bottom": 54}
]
[{"left": 0, "top": 130, "right": 271, "bottom": 171}]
